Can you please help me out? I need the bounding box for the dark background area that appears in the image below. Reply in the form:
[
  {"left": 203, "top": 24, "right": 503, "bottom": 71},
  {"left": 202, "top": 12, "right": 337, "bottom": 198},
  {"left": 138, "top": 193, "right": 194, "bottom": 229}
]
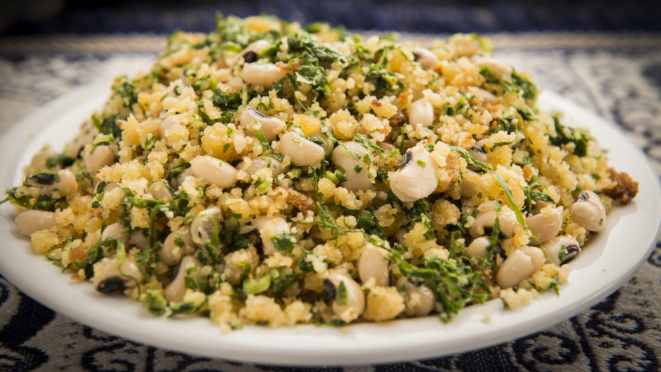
[{"left": 1, "top": 0, "right": 661, "bottom": 36}]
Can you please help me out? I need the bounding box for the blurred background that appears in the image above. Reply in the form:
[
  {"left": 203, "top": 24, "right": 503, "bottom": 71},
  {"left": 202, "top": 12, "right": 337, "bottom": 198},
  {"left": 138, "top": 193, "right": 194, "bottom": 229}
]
[{"left": 1, "top": 0, "right": 661, "bottom": 35}]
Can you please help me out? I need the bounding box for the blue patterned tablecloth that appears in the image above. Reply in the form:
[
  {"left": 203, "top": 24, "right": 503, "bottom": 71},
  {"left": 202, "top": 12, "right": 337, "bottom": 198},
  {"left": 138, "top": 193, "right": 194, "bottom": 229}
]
[{"left": 0, "top": 32, "right": 660, "bottom": 371}]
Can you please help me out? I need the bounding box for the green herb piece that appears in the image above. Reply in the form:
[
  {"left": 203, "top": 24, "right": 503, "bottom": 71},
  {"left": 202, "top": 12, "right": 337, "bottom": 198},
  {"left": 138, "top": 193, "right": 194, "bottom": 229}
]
[
  {"left": 515, "top": 106, "right": 536, "bottom": 121},
  {"left": 255, "top": 129, "right": 284, "bottom": 162},
  {"left": 46, "top": 154, "right": 74, "bottom": 169},
  {"left": 558, "top": 245, "right": 568, "bottom": 263},
  {"left": 479, "top": 66, "right": 500, "bottom": 83},
  {"left": 242, "top": 273, "right": 272, "bottom": 295},
  {"left": 185, "top": 276, "right": 212, "bottom": 294},
  {"left": 220, "top": 225, "right": 251, "bottom": 253},
  {"left": 271, "top": 232, "right": 296, "bottom": 255},
  {"left": 335, "top": 281, "right": 348, "bottom": 305},
  {"left": 272, "top": 273, "right": 303, "bottom": 293},
  {"left": 550, "top": 114, "right": 589, "bottom": 157},
  {"left": 144, "top": 133, "right": 155, "bottom": 151},
  {"left": 140, "top": 290, "right": 168, "bottom": 316},
  {"left": 512, "top": 72, "right": 538, "bottom": 103},
  {"left": 287, "top": 167, "right": 302, "bottom": 179},
  {"left": 169, "top": 298, "right": 209, "bottom": 317}
]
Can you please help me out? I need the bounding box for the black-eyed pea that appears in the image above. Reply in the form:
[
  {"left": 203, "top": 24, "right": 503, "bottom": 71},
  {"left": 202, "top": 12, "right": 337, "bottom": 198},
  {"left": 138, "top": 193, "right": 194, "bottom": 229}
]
[
  {"left": 15, "top": 210, "right": 57, "bottom": 236},
  {"left": 27, "top": 169, "right": 78, "bottom": 197},
  {"left": 161, "top": 226, "right": 194, "bottom": 266},
  {"left": 496, "top": 247, "right": 545, "bottom": 289},
  {"left": 164, "top": 256, "right": 203, "bottom": 303},
  {"left": 234, "top": 40, "right": 270, "bottom": 66},
  {"left": 396, "top": 277, "right": 436, "bottom": 317},
  {"left": 324, "top": 273, "right": 365, "bottom": 322},
  {"left": 412, "top": 48, "right": 440, "bottom": 70},
  {"left": 173, "top": 168, "right": 193, "bottom": 190},
  {"left": 544, "top": 236, "right": 581, "bottom": 265},
  {"left": 466, "top": 144, "right": 488, "bottom": 171},
  {"left": 240, "top": 108, "right": 286, "bottom": 142},
  {"left": 526, "top": 208, "right": 563, "bottom": 244},
  {"left": 251, "top": 216, "right": 290, "bottom": 255},
  {"left": 358, "top": 243, "right": 390, "bottom": 287},
  {"left": 190, "top": 155, "right": 238, "bottom": 189},
  {"left": 390, "top": 146, "right": 439, "bottom": 202},
  {"left": 237, "top": 155, "right": 285, "bottom": 177},
  {"left": 64, "top": 129, "right": 97, "bottom": 159},
  {"left": 570, "top": 191, "right": 606, "bottom": 231},
  {"left": 279, "top": 131, "right": 325, "bottom": 166},
  {"left": 101, "top": 222, "right": 129, "bottom": 244},
  {"left": 129, "top": 229, "right": 150, "bottom": 250},
  {"left": 468, "top": 202, "right": 518, "bottom": 238},
  {"left": 331, "top": 142, "right": 372, "bottom": 192},
  {"left": 93, "top": 258, "right": 144, "bottom": 293},
  {"left": 191, "top": 207, "right": 222, "bottom": 245}
]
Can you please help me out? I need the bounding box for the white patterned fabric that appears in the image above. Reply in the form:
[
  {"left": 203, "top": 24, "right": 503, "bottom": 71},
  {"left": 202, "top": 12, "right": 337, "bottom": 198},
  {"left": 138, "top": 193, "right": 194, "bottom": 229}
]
[{"left": 0, "top": 34, "right": 660, "bottom": 371}]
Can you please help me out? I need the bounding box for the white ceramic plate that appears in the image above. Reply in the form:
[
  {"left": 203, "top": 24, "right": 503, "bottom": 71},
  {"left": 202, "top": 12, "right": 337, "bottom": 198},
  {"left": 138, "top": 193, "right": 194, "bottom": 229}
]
[{"left": 0, "top": 83, "right": 659, "bottom": 366}]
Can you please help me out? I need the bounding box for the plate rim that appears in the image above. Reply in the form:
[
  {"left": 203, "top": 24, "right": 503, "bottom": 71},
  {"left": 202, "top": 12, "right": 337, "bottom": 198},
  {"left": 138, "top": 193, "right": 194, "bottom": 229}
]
[{"left": 0, "top": 83, "right": 659, "bottom": 366}]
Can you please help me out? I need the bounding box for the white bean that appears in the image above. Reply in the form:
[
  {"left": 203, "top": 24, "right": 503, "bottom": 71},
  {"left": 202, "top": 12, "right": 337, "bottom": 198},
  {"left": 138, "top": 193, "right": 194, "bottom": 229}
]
[
  {"left": 279, "top": 131, "right": 325, "bottom": 167},
  {"left": 240, "top": 108, "right": 286, "bottom": 142},
  {"left": 390, "top": 146, "right": 439, "bottom": 202},
  {"left": 358, "top": 244, "right": 389, "bottom": 287},
  {"left": 407, "top": 98, "right": 434, "bottom": 127},
  {"left": 15, "top": 210, "right": 57, "bottom": 236},
  {"left": 190, "top": 155, "right": 238, "bottom": 189},
  {"left": 241, "top": 63, "right": 286, "bottom": 89},
  {"left": 331, "top": 142, "right": 372, "bottom": 192}
]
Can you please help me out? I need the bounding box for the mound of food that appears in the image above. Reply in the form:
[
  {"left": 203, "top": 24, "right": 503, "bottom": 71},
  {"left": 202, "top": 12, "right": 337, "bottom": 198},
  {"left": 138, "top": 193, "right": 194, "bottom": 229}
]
[{"left": 3, "top": 15, "right": 637, "bottom": 331}]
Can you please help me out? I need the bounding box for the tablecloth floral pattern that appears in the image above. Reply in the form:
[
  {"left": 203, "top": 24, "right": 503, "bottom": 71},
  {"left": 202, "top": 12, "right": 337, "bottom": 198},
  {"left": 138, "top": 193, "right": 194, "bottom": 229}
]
[{"left": 0, "top": 33, "right": 660, "bottom": 372}]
